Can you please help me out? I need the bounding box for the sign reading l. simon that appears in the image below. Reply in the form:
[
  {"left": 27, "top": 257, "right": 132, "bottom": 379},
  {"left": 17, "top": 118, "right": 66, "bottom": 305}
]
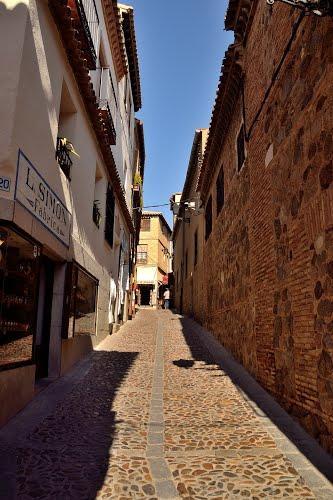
[{"left": 15, "top": 150, "right": 72, "bottom": 247}]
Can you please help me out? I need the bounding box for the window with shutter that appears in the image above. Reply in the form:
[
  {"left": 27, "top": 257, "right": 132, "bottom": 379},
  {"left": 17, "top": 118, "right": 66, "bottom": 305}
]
[
  {"left": 141, "top": 218, "right": 150, "bottom": 231},
  {"left": 216, "top": 166, "right": 224, "bottom": 215},
  {"left": 205, "top": 196, "right": 212, "bottom": 241},
  {"left": 194, "top": 230, "right": 198, "bottom": 266},
  {"left": 105, "top": 184, "right": 115, "bottom": 247},
  {"left": 137, "top": 244, "right": 148, "bottom": 263},
  {"left": 237, "top": 124, "right": 246, "bottom": 172}
]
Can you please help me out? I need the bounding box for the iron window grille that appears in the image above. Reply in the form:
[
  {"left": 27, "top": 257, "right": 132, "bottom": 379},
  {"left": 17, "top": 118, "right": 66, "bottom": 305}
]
[
  {"left": 75, "top": 0, "right": 100, "bottom": 69},
  {"left": 56, "top": 137, "right": 73, "bottom": 179},
  {"left": 194, "top": 230, "right": 198, "bottom": 266},
  {"left": 216, "top": 166, "right": 225, "bottom": 215},
  {"left": 237, "top": 124, "right": 246, "bottom": 172},
  {"left": 105, "top": 184, "right": 115, "bottom": 247},
  {"left": 99, "top": 69, "right": 117, "bottom": 145},
  {"left": 185, "top": 250, "right": 188, "bottom": 278},
  {"left": 205, "top": 196, "right": 213, "bottom": 241}
]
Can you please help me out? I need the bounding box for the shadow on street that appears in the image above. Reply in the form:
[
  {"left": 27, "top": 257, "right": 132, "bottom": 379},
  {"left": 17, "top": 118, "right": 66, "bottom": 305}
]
[
  {"left": 4, "top": 350, "right": 138, "bottom": 499},
  {"left": 177, "top": 316, "right": 333, "bottom": 484}
]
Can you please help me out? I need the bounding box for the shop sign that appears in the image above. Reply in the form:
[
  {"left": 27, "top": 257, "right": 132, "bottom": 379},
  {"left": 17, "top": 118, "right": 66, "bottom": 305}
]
[
  {"left": 162, "top": 275, "right": 168, "bottom": 285},
  {"left": 15, "top": 150, "right": 72, "bottom": 247}
]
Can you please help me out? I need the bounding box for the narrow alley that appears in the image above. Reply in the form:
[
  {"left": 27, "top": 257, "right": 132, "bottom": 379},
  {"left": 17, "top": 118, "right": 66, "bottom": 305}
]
[{"left": 1, "top": 310, "right": 333, "bottom": 499}]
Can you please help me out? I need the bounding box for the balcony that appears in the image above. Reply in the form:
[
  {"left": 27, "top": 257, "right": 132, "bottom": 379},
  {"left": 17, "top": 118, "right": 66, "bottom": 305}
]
[
  {"left": 73, "top": 0, "right": 100, "bottom": 70},
  {"left": 98, "top": 68, "right": 117, "bottom": 145},
  {"left": 56, "top": 137, "right": 73, "bottom": 179},
  {"left": 132, "top": 172, "right": 142, "bottom": 209},
  {"left": 92, "top": 200, "right": 102, "bottom": 228}
]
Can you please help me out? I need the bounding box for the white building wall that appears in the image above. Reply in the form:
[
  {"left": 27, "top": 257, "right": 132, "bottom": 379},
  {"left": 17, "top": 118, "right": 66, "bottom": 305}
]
[{"left": 0, "top": 1, "right": 136, "bottom": 359}]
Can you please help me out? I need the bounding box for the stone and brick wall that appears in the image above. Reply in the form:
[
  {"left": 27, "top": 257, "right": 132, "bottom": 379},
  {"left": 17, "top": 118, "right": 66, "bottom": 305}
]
[{"left": 176, "top": 1, "right": 333, "bottom": 453}]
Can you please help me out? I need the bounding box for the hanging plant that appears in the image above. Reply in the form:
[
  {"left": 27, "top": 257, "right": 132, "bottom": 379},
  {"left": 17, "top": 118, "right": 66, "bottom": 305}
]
[
  {"left": 59, "top": 137, "right": 80, "bottom": 157},
  {"left": 93, "top": 200, "right": 102, "bottom": 228}
]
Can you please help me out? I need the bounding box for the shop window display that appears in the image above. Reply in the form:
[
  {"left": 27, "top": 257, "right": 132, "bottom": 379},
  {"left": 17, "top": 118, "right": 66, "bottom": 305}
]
[
  {"left": 66, "top": 263, "right": 98, "bottom": 338},
  {"left": 0, "top": 226, "right": 40, "bottom": 370}
]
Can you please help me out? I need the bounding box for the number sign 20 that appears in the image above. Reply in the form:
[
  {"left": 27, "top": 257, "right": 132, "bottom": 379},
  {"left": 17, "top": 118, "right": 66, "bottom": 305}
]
[{"left": 0, "top": 176, "right": 11, "bottom": 192}]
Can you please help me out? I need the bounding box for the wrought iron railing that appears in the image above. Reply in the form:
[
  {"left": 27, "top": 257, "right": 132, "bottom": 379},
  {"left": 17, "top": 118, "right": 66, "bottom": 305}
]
[
  {"left": 75, "top": 0, "right": 100, "bottom": 67},
  {"left": 56, "top": 137, "right": 73, "bottom": 179},
  {"left": 98, "top": 68, "right": 117, "bottom": 144}
]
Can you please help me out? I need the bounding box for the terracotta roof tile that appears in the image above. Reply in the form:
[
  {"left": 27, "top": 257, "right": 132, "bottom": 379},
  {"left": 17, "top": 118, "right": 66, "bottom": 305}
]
[{"left": 197, "top": 44, "right": 243, "bottom": 201}]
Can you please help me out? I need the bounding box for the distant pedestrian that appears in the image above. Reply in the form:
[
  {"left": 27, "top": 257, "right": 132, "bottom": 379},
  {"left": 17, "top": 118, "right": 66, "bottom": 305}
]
[{"left": 163, "top": 288, "right": 170, "bottom": 309}]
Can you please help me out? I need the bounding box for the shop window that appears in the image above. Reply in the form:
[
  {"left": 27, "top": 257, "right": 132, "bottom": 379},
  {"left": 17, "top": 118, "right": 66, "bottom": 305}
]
[
  {"left": 237, "top": 124, "right": 246, "bottom": 172},
  {"left": 0, "top": 226, "right": 40, "bottom": 371},
  {"left": 137, "top": 244, "right": 148, "bottom": 264},
  {"left": 65, "top": 262, "right": 98, "bottom": 338},
  {"left": 105, "top": 184, "right": 115, "bottom": 247},
  {"left": 194, "top": 230, "right": 198, "bottom": 266},
  {"left": 216, "top": 166, "right": 224, "bottom": 215},
  {"left": 141, "top": 218, "right": 150, "bottom": 231},
  {"left": 205, "top": 196, "right": 212, "bottom": 241}
]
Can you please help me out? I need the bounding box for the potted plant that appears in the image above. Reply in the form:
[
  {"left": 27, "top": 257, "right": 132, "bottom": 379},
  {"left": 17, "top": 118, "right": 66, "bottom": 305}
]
[
  {"left": 132, "top": 172, "right": 142, "bottom": 192},
  {"left": 59, "top": 137, "right": 80, "bottom": 158}
]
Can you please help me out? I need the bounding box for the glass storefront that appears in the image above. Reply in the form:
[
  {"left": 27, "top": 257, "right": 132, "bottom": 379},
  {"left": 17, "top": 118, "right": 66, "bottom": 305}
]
[
  {"left": 66, "top": 262, "right": 98, "bottom": 338},
  {"left": 0, "top": 225, "right": 40, "bottom": 371}
]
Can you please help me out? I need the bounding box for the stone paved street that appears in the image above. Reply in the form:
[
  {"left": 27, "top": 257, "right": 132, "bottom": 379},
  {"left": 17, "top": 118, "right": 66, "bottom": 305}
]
[{"left": 1, "top": 310, "right": 333, "bottom": 499}]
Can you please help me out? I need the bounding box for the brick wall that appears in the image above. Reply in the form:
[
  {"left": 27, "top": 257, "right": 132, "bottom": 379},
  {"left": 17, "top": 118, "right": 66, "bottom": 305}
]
[{"left": 177, "top": 4, "right": 333, "bottom": 453}]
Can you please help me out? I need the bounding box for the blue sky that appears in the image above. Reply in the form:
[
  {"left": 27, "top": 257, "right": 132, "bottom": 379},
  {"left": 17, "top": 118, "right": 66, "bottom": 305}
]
[{"left": 130, "top": 0, "right": 233, "bottom": 226}]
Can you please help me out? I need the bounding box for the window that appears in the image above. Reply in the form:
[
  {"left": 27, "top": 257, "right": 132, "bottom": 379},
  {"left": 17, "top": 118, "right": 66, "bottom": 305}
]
[
  {"left": 105, "top": 184, "right": 115, "bottom": 247},
  {"left": 65, "top": 262, "right": 98, "bottom": 338},
  {"left": 57, "top": 81, "right": 77, "bottom": 180},
  {"left": 137, "top": 244, "right": 148, "bottom": 264},
  {"left": 185, "top": 250, "right": 188, "bottom": 278},
  {"left": 194, "top": 230, "right": 198, "bottom": 266},
  {"left": 205, "top": 196, "right": 212, "bottom": 241},
  {"left": 237, "top": 124, "right": 246, "bottom": 172},
  {"left": 141, "top": 218, "right": 150, "bottom": 231},
  {"left": 216, "top": 166, "right": 224, "bottom": 215},
  {"left": 93, "top": 164, "right": 103, "bottom": 228}
]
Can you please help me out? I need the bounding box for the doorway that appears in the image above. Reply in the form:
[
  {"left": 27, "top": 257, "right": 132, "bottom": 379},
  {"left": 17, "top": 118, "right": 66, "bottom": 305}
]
[
  {"left": 139, "top": 284, "right": 154, "bottom": 306},
  {"left": 35, "top": 257, "right": 54, "bottom": 379}
]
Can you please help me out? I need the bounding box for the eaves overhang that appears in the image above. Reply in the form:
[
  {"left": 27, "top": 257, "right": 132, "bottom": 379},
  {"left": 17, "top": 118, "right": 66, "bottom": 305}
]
[
  {"left": 142, "top": 212, "right": 172, "bottom": 236},
  {"left": 135, "top": 119, "right": 145, "bottom": 171},
  {"left": 225, "top": 0, "right": 258, "bottom": 42},
  {"left": 49, "top": 0, "right": 134, "bottom": 234},
  {"left": 173, "top": 129, "right": 207, "bottom": 241},
  {"left": 102, "top": 0, "right": 128, "bottom": 81},
  {"left": 120, "top": 5, "right": 142, "bottom": 111},
  {"left": 197, "top": 44, "right": 244, "bottom": 203}
]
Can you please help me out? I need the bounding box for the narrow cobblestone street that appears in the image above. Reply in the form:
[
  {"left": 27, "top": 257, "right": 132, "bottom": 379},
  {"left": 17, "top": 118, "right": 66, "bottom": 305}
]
[{"left": 1, "top": 310, "right": 333, "bottom": 499}]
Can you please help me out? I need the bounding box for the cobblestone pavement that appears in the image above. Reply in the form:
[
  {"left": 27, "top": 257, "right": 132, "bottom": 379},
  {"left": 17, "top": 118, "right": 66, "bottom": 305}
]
[{"left": 1, "top": 310, "right": 333, "bottom": 499}]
